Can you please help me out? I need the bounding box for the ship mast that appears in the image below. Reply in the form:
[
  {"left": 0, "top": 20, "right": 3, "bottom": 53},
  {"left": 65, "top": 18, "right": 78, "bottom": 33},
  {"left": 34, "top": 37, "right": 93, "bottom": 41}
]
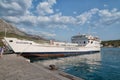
[{"left": 5, "top": 27, "right": 7, "bottom": 37}]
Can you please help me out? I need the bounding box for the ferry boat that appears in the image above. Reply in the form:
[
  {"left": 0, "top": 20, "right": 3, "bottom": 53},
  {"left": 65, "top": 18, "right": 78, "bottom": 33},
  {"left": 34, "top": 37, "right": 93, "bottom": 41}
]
[{"left": 2, "top": 34, "right": 101, "bottom": 57}]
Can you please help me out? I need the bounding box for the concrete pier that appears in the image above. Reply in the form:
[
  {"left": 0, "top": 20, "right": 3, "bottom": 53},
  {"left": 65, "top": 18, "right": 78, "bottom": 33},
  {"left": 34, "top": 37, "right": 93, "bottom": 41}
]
[{"left": 0, "top": 54, "right": 83, "bottom": 80}]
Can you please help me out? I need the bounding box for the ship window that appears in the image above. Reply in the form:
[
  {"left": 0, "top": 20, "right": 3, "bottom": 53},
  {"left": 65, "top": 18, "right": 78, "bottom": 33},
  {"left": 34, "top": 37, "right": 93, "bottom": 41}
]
[
  {"left": 9, "top": 40, "right": 13, "bottom": 42},
  {"left": 84, "top": 41, "right": 86, "bottom": 44},
  {"left": 91, "top": 41, "right": 93, "bottom": 44}
]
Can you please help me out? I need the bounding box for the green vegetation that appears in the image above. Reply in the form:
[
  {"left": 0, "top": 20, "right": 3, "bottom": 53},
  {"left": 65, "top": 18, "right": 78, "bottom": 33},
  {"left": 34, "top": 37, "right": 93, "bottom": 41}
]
[
  {"left": 101, "top": 40, "right": 120, "bottom": 47},
  {"left": 0, "top": 32, "right": 49, "bottom": 46}
]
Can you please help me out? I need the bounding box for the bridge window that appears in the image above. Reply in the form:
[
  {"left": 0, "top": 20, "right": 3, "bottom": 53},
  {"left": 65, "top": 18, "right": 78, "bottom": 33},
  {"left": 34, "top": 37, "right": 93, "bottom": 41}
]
[
  {"left": 84, "top": 41, "right": 86, "bottom": 44},
  {"left": 9, "top": 40, "right": 13, "bottom": 42}
]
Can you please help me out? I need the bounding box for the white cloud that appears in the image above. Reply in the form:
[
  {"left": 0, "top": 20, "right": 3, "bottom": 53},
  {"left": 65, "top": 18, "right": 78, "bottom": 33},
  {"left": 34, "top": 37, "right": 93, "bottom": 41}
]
[
  {"left": 37, "top": 16, "right": 50, "bottom": 23},
  {"left": 25, "top": 28, "right": 56, "bottom": 38},
  {"left": 19, "top": 27, "right": 27, "bottom": 32},
  {"left": 17, "top": 27, "right": 56, "bottom": 38},
  {"left": 37, "top": 0, "right": 56, "bottom": 15},
  {"left": 40, "top": 31, "right": 56, "bottom": 38},
  {"left": 1, "top": 0, "right": 120, "bottom": 33},
  {"left": 1, "top": 0, "right": 99, "bottom": 30},
  {"left": 35, "top": 13, "right": 76, "bottom": 29},
  {"left": 99, "top": 9, "right": 112, "bottom": 17},
  {"left": 47, "top": 24, "right": 68, "bottom": 29},
  {"left": 76, "top": 8, "right": 99, "bottom": 24},
  {"left": 98, "top": 8, "right": 120, "bottom": 25},
  {"left": 3, "top": 16, "right": 20, "bottom": 23},
  {"left": 0, "top": 1, "right": 21, "bottom": 10},
  {"left": 3, "top": 15, "right": 37, "bottom": 26},
  {"left": 50, "top": 13, "right": 76, "bottom": 24},
  {"left": 3, "top": 13, "right": 75, "bottom": 29},
  {"left": 0, "top": 0, "right": 32, "bottom": 16}
]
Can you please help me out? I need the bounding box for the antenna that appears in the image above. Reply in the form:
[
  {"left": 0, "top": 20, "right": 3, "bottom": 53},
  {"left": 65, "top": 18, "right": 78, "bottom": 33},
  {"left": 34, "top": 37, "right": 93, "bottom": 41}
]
[{"left": 5, "top": 28, "right": 7, "bottom": 37}]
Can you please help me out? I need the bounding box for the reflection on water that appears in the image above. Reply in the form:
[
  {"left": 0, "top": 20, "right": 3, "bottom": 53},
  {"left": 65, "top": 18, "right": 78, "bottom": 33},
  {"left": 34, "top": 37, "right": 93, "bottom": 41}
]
[
  {"left": 35, "top": 52, "right": 102, "bottom": 80},
  {"left": 37, "top": 53, "right": 101, "bottom": 68},
  {"left": 61, "top": 48, "right": 120, "bottom": 80},
  {"left": 33, "top": 48, "right": 120, "bottom": 80}
]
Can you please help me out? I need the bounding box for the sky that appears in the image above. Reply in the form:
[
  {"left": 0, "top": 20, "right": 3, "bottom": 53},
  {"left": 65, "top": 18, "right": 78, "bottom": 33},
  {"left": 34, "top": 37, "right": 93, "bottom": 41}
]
[{"left": 0, "top": 0, "right": 120, "bottom": 41}]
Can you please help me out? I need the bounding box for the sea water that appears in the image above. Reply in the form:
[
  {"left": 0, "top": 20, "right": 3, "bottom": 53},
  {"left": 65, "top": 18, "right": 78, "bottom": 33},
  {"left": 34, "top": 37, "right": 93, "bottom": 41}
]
[
  {"left": 61, "top": 48, "right": 120, "bottom": 80},
  {"left": 33, "top": 48, "right": 120, "bottom": 80}
]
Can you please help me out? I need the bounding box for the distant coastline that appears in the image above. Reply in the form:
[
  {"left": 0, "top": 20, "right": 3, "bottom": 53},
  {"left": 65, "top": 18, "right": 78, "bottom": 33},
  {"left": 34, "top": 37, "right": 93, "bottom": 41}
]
[{"left": 101, "top": 40, "right": 120, "bottom": 48}]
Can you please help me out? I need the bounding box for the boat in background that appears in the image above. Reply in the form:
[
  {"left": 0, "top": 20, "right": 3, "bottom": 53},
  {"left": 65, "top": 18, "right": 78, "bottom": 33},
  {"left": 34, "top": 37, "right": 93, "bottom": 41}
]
[{"left": 2, "top": 34, "right": 101, "bottom": 57}]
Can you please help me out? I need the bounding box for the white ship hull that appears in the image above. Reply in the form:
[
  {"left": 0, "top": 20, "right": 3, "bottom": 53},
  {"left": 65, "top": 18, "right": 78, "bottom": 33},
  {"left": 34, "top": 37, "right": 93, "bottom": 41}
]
[{"left": 3, "top": 37, "right": 101, "bottom": 57}]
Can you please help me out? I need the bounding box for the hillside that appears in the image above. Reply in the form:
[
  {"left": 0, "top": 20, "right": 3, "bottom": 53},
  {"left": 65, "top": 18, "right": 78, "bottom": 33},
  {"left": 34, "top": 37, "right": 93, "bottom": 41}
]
[
  {"left": 101, "top": 40, "right": 120, "bottom": 47},
  {"left": 0, "top": 19, "right": 27, "bottom": 36},
  {"left": 0, "top": 19, "right": 49, "bottom": 46}
]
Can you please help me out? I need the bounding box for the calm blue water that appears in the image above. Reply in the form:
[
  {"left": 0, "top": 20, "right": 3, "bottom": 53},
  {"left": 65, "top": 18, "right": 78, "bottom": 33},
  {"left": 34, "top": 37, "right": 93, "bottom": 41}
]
[
  {"left": 32, "top": 48, "right": 120, "bottom": 80},
  {"left": 61, "top": 48, "right": 120, "bottom": 80}
]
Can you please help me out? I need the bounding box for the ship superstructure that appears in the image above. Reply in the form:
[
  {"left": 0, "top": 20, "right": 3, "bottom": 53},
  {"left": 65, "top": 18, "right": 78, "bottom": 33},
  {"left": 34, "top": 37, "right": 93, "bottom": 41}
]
[{"left": 71, "top": 34, "right": 100, "bottom": 47}]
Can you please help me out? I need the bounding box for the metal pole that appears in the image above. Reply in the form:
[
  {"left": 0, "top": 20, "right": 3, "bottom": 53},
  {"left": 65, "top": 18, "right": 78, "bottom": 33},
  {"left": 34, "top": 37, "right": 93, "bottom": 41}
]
[{"left": 5, "top": 28, "right": 6, "bottom": 37}]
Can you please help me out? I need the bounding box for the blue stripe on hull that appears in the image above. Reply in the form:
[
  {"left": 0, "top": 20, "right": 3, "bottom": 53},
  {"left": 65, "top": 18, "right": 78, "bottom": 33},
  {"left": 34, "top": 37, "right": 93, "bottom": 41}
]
[
  {"left": 17, "top": 51, "right": 100, "bottom": 57},
  {"left": 17, "top": 51, "right": 100, "bottom": 54}
]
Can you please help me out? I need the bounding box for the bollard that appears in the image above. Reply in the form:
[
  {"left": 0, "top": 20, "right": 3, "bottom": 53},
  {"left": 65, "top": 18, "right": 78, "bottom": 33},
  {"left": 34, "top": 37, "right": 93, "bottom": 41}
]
[{"left": 49, "top": 64, "right": 58, "bottom": 70}]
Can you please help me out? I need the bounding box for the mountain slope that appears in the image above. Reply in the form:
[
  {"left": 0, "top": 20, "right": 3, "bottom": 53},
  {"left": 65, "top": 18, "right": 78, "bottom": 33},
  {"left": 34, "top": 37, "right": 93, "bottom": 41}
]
[
  {"left": 0, "top": 19, "right": 27, "bottom": 36},
  {"left": 0, "top": 19, "right": 48, "bottom": 46}
]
